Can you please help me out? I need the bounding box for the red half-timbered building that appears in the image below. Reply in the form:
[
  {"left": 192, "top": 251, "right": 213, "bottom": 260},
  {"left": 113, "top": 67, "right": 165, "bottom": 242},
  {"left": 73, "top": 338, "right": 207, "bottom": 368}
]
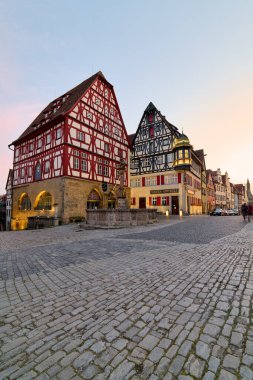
[{"left": 10, "top": 71, "right": 130, "bottom": 229}]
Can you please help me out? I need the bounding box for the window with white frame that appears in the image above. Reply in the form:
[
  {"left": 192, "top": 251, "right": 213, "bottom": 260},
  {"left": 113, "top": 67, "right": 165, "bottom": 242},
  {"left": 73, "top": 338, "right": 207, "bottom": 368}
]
[
  {"left": 77, "top": 131, "right": 85, "bottom": 141},
  {"left": 164, "top": 174, "right": 178, "bottom": 185},
  {"left": 81, "top": 160, "right": 87, "bottom": 172},
  {"left": 150, "top": 176, "right": 157, "bottom": 186},
  {"left": 157, "top": 155, "right": 164, "bottom": 164},
  {"left": 45, "top": 160, "right": 50, "bottom": 173},
  {"left": 46, "top": 134, "right": 51, "bottom": 144},
  {"left": 81, "top": 152, "right": 87, "bottom": 159},
  {"left": 37, "top": 139, "right": 42, "bottom": 149},
  {"left": 20, "top": 168, "right": 25, "bottom": 178},
  {"left": 97, "top": 164, "right": 103, "bottom": 175},
  {"left": 56, "top": 128, "right": 62, "bottom": 139},
  {"left": 73, "top": 149, "right": 79, "bottom": 156},
  {"left": 104, "top": 143, "right": 109, "bottom": 153},
  {"left": 103, "top": 166, "right": 109, "bottom": 177},
  {"left": 167, "top": 153, "right": 174, "bottom": 162},
  {"left": 29, "top": 143, "right": 34, "bottom": 152},
  {"left": 15, "top": 149, "right": 19, "bottom": 158},
  {"left": 73, "top": 157, "right": 79, "bottom": 170},
  {"left": 162, "top": 196, "right": 167, "bottom": 205},
  {"left": 146, "top": 177, "right": 151, "bottom": 186},
  {"left": 144, "top": 157, "right": 150, "bottom": 166},
  {"left": 152, "top": 197, "right": 157, "bottom": 206}
]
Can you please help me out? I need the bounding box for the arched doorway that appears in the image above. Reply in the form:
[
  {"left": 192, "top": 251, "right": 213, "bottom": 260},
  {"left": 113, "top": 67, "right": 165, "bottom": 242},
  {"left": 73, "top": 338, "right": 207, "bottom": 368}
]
[
  {"left": 87, "top": 190, "right": 101, "bottom": 209},
  {"left": 108, "top": 191, "right": 116, "bottom": 209}
]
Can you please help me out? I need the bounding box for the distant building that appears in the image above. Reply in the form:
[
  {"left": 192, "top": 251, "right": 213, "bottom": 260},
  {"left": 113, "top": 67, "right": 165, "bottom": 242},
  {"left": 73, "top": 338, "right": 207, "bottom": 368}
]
[
  {"left": 0, "top": 194, "right": 6, "bottom": 231},
  {"left": 9, "top": 71, "right": 130, "bottom": 230},
  {"left": 206, "top": 170, "right": 216, "bottom": 213},
  {"left": 234, "top": 184, "right": 246, "bottom": 212},
  {"left": 5, "top": 169, "right": 13, "bottom": 230},
  {"left": 211, "top": 169, "right": 226, "bottom": 209}
]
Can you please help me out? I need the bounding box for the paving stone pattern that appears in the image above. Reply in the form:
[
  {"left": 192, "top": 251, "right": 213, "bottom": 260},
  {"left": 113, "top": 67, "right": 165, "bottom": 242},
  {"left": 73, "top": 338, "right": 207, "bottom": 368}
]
[{"left": 0, "top": 216, "right": 253, "bottom": 379}]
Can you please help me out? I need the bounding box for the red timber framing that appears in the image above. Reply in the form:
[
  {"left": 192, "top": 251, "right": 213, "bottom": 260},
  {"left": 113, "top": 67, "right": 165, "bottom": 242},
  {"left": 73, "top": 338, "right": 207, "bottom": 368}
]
[{"left": 10, "top": 72, "right": 130, "bottom": 189}]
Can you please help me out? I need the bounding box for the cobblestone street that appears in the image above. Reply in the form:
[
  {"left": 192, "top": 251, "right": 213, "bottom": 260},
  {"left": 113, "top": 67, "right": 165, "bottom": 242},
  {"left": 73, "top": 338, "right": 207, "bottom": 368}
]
[{"left": 0, "top": 216, "right": 253, "bottom": 380}]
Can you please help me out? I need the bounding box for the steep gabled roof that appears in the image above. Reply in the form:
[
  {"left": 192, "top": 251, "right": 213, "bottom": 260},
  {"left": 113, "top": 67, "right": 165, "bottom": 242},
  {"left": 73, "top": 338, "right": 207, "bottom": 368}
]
[
  {"left": 12, "top": 71, "right": 108, "bottom": 145},
  {"left": 128, "top": 133, "right": 135, "bottom": 148},
  {"left": 132, "top": 102, "right": 179, "bottom": 147},
  {"left": 5, "top": 169, "right": 13, "bottom": 190}
]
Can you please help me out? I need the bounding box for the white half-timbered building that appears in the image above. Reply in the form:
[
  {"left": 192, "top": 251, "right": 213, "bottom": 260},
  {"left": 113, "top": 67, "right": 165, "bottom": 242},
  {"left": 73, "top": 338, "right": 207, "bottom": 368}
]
[{"left": 10, "top": 71, "right": 130, "bottom": 229}]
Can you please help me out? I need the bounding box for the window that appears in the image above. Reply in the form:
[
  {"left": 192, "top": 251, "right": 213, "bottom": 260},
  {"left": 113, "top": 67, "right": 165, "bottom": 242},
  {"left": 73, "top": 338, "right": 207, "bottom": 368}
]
[
  {"left": 144, "top": 158, "right": 150, "bottom": 166},
  {"left": 77, "top": 131, "right": 85, "bottom": 141},
  {"left": 87, "top": 112, "right": 93, "bottom": 120},
  {"left": 81, "top": 160, "right": 87, "bottom": 172},
  {"left": 73, "top": 157, "right": 79, "bottom": 170},
  {"left": 35, "top": 192, "right": 52, "bottom": 210},
  {"left": 178, "top": 150, "right": 183, "bottom": 159},
  {"left": 81, "top": 152, "right": 87, "bottom": 158},
  {"left": 150, "top": 177, "right": 157, "bottom": 186},
  {"left": 167, "top": 153, "right": 174, "bottom": 163},
  {"left": 22, "top": 146, "right": 27, "bottom": 155},
  {"left": 105, "top": 89, "right": 108, "bottom": 98},
  {"left": 46, "top": 134, "right": 51, "bottom": 144},
  {"left": 104, "top": 125, "right": 109, "bottom": 134},
  {"left": 152, "top": 197, "right": 157, "bottom": 206},
  {"left": 20, "top": 168, "right": 25, "bottom": 178},
  {"left": 105, "top": 143, "right": 109, "bottom": 153},
  {"left": 56, "top": 128, "right": 62, "bottom": 139},
  {"left": 164, "top": 174, "right": 178, "bottom": 185},
  {"left": 20, "top": 194, "right": 31, "bottom": 211},
  {"left": 149, "top": 142, "right": 154, "bottom": 153},
  {"left": 114, "top": 127, "right": 119, "bottom": 136},
  {"left": 95, "top": 98, "right": 100, "bottom": 105},
  {"left": 15, "top": 149, "right": 19, "bottom": 158},
  {"left": 105, "top": 106, "right": 108, "bottom": 116},
  {"left": 37, "top": 139, "right": 42, "bottom": 149},
  {"left": 97, "top": 164, "right": 103, "bottom": 175},
  {"left": 157, "top": 155, "right": 164, "bottom": 164},
  {"left": 103, "top": 166, "right": 109, "bottom": 177},
  {"left": 73, "top": 150, "right": 79, "bottom": 156},
  {"left": 162, "top": 197, "right": 167, "bottom": 205},
  {"left": 29, "top": 143, "right": 34, "bottom": 152},
  {"left": 44, "top": 161, "right": 50, "bottom": 173},
  {"left": 28, "top": 167, "right": 32, "bottom": 177}
]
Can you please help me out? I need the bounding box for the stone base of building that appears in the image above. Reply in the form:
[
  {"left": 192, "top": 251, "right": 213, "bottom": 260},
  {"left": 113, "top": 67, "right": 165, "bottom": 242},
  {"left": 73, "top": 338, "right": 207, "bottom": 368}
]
[{"left": 86, "top": 209, "right": 157, "bottom": 227}]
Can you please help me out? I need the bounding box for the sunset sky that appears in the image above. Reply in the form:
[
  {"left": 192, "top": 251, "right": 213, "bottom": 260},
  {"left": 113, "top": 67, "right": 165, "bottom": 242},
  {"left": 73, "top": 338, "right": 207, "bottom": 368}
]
[{"left": 1, "top": 0, "right": 253, "bottom": 193}]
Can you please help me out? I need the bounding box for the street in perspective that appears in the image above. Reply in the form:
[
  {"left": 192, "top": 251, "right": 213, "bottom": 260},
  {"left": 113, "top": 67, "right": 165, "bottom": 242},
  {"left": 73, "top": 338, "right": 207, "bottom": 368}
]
[{"left": 1, "top": 215, "right": 253, "bottom": 380}]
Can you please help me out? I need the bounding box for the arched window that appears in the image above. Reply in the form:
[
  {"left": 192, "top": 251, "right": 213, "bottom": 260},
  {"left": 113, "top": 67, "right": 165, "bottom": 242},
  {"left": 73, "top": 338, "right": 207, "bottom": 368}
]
[
  {"left": 35, "top": 192, "right": 52, "bottom": 210},
  {"left": 34, "top": 162, "right": 42, "bottom": 181},
  {"left": 20, "top": 194, "right": 31, "bottom": 210}
]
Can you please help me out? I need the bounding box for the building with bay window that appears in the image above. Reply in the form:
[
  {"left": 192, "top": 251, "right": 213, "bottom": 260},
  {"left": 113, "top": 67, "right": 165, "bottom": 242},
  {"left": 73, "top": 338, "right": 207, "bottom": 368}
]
[{"left": 130, "top": 102, "right": 204, "bottom": 215}]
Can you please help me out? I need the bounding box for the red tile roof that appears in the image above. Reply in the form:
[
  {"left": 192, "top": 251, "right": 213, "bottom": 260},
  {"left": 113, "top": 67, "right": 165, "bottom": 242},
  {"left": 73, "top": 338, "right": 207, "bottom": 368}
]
[{"left": 11, "top": 71, "right": 108, "bottom": 145}]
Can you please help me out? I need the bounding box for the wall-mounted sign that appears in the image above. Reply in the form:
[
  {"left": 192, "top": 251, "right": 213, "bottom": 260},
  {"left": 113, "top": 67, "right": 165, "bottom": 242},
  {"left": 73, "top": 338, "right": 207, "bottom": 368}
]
[{"left": 150, "top": 188, "right": 179, "bottom": 194}]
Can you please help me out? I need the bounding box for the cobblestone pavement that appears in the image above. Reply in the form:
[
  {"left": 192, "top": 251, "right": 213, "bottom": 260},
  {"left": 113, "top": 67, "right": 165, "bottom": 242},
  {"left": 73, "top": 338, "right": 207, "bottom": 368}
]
[{"left": 0, "top": 216, "right": 253, "bottom": 379}]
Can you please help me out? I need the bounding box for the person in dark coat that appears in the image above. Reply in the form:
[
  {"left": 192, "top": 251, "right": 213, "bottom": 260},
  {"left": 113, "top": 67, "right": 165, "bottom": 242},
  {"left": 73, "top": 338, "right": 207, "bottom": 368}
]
[
  {"left": 248, "top": 203, "right": 253, "bottom": 222},
  {"left": 241, "top": 203, "right": 248, "bottom": 221}
]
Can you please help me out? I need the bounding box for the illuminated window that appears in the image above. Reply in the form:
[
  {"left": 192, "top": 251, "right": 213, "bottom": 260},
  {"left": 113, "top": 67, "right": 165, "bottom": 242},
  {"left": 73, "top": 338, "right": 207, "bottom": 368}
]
[
  {"left": 20, "top": 194, "right": 31, "bottom": 210},
  {"left": 35, "top": 192, "right": 52, "bottom": 210}
]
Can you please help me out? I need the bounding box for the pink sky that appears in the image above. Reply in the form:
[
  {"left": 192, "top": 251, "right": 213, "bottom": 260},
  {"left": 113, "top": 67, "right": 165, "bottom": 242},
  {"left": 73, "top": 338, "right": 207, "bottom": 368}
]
[{"left": 0, "top": 1, "right": 253, "bottom": 193}]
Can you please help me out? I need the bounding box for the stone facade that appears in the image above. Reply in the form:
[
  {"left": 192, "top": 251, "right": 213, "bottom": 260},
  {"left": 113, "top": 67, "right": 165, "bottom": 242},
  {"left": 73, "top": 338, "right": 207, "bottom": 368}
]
[{"left": 12, "top": 177, "right": 131, "bottom": 230}]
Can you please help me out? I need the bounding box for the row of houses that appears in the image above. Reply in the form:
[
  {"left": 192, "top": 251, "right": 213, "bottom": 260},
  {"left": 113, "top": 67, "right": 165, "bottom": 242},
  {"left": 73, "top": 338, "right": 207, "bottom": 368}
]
[{"left": 0, "top": 71, "right": 251, "bottom": 230}]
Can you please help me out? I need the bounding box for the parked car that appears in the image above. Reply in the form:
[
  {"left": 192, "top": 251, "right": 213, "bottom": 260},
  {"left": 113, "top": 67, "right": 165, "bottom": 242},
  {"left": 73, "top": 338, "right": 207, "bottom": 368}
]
[
  {"left": 210, "top": 207, "right": 223, "bottom": 216},
  {"left": 232, "top": 208, "right": 239, "bottom": 215},
  {"left": 226, "top": 209, "right": 234, "bottom": 216}
]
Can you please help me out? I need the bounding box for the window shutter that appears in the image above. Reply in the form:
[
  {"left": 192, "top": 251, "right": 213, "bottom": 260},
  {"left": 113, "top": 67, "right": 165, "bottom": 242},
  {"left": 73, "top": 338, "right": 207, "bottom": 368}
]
[
  {"left": 149, "top": 197, "right": 152, "bottom": 206},
  {"left": 157, "top": 176, "right": 160, "bottom": 186},
  {"left": 161, "top": 175, "right": 164, "bottom": 185},
  {"left": 142, "top": 177, "right": 145, "bottom": 187},
  {"left": 157, "top": 197, "right": 161, "bottom": 206},
  {"left": 166, "top": 196, "right": 170, "bottom": 205},
  {"left": 178, "top": 173, "right": 181, "bottom": 183}
]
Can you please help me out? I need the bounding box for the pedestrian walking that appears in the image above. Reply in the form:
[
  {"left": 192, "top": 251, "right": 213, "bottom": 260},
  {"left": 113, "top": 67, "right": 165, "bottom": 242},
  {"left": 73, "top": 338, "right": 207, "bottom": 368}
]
[
  {"left": 248, "top": 203, "right": 252, "bottom": 222},
  {"left": 241, "top": 203, "right": 248, "bottom": 221}
]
